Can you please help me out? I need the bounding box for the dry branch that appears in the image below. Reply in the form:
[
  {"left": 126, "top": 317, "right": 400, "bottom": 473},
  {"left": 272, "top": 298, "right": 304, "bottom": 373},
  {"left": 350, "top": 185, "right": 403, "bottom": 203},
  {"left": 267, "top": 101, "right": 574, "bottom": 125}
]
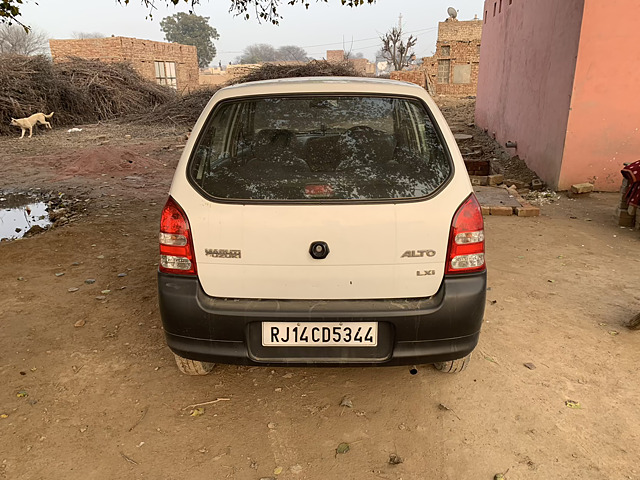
[
  {"left": 126, "top": 60, "right": 362, "bottom": 126},
  {"left": 0, "top": 55, "right": 175, "bottom": 135}
]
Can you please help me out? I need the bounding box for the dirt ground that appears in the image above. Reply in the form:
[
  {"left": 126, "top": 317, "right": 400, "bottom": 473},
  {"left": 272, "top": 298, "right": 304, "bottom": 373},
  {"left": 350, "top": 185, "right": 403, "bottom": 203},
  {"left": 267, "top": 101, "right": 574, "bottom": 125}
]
[
  {"left": 437, "top": 96, "right": 540, "bottom": 186},
  {"left": 1, "top": 116, "right": 639, "bottom": 480}
]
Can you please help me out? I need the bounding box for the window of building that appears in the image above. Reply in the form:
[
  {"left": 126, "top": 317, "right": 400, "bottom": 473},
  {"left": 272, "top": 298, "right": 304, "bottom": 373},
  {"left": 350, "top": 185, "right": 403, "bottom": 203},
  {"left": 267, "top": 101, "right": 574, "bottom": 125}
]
[
  {"left": 453, "top": 64, "right": 472, "bottom": 84},
  {"left": 155, "top": 61, "right": 177, "bottom": 89},
  {"left": 493, "top": 2, "right": 497, "bottom": 16},
  {"left": 441, "top": 45, "right": 451, "bottom": 57},
  {"left": 499, "top": 0, "right": 502, "bottom": 13},
  {"left": 437, "top": 59, "right": 450, "bottom": 84},
  {"left": 484, "top": 10, "right": 487, "bottom": 23}
]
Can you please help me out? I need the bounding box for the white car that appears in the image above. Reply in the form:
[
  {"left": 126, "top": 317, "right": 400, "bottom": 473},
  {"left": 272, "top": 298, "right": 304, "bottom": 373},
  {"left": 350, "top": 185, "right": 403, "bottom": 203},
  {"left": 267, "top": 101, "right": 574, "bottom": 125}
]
[{"left": 158, "top": 77, "right": 486, "bottom": 375}]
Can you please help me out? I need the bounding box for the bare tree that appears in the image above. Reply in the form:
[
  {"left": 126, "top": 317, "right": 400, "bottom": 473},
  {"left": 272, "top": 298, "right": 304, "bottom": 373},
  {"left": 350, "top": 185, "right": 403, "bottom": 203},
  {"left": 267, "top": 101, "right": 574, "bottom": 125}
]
[
  {"left": 0, "top": 24, "right": 48, "bottom": 55},
  {"left": 276, "top": 45, "right": 308, "bottom": 62},
  {"left": 237, "top": 43, "right": 278, "bottom": 64},
  {"left": 380, "top": 26, "right": 417, "bottom": 71},
  {"left": 237, "top": 43, "right": 308, "bottom": 64},
  {"left": 72, "top": 32, "right": 106, "bottom": 39},
  {"left": 344, "top": 50, "right": 365, "bottom": 61}
]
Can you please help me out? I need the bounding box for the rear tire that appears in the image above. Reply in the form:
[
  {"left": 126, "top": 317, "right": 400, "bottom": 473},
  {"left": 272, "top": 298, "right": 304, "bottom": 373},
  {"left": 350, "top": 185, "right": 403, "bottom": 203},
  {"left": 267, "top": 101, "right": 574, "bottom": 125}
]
[
  {"left": 433, "top": 354, "right": 471, "bottom": 373},
  {"left": 173, "top": 353, "right": 215, "bottom": 376}
]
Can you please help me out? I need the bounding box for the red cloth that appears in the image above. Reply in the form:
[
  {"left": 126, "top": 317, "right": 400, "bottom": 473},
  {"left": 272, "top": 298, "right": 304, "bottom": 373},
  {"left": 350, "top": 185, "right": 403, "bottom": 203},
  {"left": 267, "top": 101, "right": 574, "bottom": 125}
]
[{"left": 621, "top": 160, "right": 640, "bottom": 207}]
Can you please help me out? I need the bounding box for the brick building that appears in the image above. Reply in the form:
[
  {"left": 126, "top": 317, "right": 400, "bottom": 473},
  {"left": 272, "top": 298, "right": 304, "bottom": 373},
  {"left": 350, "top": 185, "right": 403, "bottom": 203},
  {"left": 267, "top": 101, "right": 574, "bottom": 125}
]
[
  {"left": 326, "top": 50, "right": 345, "bottom": 63},
  {"left": 422, "top": 17, "right": 482, "bottom": 96},
  {"left": 49, "top": 36, "right": 199, "bottom": 93},
  {"left": 325, "top": 50, "right": 375, "bottom": 76}
]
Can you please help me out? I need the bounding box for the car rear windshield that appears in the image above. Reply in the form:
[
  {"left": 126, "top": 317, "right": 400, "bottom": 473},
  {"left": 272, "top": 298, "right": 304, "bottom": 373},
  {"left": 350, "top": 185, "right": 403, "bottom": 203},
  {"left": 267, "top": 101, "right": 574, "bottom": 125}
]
[{"left": 188, "top": 95, "right": 452, "bottom": 202}]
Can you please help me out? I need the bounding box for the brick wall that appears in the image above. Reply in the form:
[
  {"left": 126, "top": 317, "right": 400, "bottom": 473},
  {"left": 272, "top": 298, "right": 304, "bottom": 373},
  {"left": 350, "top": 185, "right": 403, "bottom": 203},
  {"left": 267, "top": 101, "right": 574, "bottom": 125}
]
[
  {"left": 327, "top": 50, "right": 345, "bottom": 62},
  {"left": 350, "top": 58, "right": 376, "bottom": 76},
  {"left": 390, "top": 70, "right": 427, "bottom": 89},
  {"left": 438, "top": 18, "right": 483, "bottom": 42},
  {"left": 420, "top": 19, "right": 482, "bottom": 96},
  {"left": 49, "top": 37, "right": 199, "bottom": 93}
]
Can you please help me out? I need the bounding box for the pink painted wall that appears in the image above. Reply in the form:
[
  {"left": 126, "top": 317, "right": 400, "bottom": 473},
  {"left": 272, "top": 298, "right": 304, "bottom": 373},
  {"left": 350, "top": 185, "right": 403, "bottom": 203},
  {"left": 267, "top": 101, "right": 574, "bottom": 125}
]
[
  {"left": 475, "top": 0, "right": 585, "bottom": 188},
  {"left": 558, "top": 0, "right": 640, "bottom": 191}
]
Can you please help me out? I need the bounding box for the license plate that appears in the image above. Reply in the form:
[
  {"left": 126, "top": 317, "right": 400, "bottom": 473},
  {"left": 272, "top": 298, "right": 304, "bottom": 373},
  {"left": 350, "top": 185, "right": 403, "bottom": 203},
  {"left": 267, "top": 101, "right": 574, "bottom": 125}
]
[{"left": 262, "top": 322, "right": 378, "bottom": 347}]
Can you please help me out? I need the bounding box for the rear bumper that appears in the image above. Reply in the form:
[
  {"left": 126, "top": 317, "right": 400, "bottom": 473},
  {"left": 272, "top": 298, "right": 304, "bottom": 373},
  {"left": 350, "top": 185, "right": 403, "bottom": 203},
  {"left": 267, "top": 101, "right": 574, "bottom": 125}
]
[{"left": 158, "top": 271, "right": 486, "bottom": 366}]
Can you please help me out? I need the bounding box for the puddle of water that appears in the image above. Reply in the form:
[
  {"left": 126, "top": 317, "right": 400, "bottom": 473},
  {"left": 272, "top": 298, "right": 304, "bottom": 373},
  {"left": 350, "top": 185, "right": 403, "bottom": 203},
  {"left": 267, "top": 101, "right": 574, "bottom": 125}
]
[{"left": 0, "top": 194, "right": 52, "bottom": 241}]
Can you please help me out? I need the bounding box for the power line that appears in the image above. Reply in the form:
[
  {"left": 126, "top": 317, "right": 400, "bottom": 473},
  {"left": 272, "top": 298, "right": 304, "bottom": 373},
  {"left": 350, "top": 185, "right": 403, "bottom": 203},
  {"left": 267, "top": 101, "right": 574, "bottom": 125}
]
[
  {"left": 299, "top": 26, "right": 437, "bottom": 49},
  {"left": 218, "top": 26, "right": 439, "bottom": 57}
]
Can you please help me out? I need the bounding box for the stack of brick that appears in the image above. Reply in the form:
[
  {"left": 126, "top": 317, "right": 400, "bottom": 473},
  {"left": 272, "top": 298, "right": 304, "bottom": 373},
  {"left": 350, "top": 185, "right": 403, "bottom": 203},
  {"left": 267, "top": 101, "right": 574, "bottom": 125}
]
[
  {"left": 390, "top": 71, "right": 427, "bottom": 89},
  {"left": 617, "top": 177, "right": 638, "bottom": 228},
  {"left": 464, "top": 159, "right": 490, "bottom": 176}
]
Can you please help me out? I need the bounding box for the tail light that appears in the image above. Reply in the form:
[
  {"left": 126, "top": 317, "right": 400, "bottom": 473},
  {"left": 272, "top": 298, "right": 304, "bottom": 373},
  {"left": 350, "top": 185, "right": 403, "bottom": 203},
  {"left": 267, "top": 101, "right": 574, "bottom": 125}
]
[
  {"left": 446, "top": 194, "right": 485, "bottom": 274},
  {"left": 159, "top": 197, "right": 197, "bottom": 275}
]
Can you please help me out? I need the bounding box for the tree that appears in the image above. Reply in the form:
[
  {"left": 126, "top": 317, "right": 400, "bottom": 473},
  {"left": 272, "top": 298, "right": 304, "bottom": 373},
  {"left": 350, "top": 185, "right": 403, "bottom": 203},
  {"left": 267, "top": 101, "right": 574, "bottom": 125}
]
[
  {"left": 236, "top": 43, "right": 308, "bottom": 64},
  {"left": 276, "top": 45, "right": 308, "bottom": 62},
  {"left": 0, "top": 0, "right": 376, "bottom": 29},
  {"left": 160, "top": 12, "right": 219, "bottom": 68},
  {"left": 344, "top": 50, "right": 364, "bottom": 60},
  {"left": 237, "top": 43, "right": 277, "bottom": 63},
  {"left": 380, "top": 25, "right": 416, "bottom": 71},
  {"left": 0, "top": 24, "right": 48, "bottom": 55},
  {"left": 72, "top": 32, "right": 106, "bottom": 39}
]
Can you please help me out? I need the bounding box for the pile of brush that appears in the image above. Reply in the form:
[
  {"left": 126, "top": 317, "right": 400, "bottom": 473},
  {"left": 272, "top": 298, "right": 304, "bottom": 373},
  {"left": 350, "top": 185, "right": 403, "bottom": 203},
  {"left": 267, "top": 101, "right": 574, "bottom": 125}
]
[
  {"left": 128, "top": 60, "right": 362, "bottom": 126},
  {"left": 0, "top": 55, "right": 175, "bottom": 135},
  {"left": 230, "top": 60, "right": 360, "bottom": 85}
]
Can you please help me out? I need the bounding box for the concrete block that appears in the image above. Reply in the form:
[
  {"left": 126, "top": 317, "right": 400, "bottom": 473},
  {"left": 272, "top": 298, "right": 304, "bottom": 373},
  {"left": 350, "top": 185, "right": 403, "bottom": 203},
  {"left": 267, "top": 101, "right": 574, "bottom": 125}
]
[
  {"left": 490, "top": 206, "right": 514, "bottom": 216},
  {"left": 531, "top": 178, "right": 544, "bottom": 190},
  {"left": 504, "top": 180, "right": 528, "bottom": 190},
  {"left": 488, "top": 174, "right": 504, "bottom": 186},
  {"left": 454, "top": 133, "right": 474, "bottom": 141},
  {"left": 516, "top": 206, "right": 540, "bottom": 217},
  {"left": 571, "top": 183, "right": 594, "bottom": 194},
  {"left": 470, "top": 176, "right": 488, "bottom": 186},
  {"left": 616, "top": 208, "right": 635, "bottom": 227},
  {"left": 481, "top": 206, "right": 491, "bottom": 216}
]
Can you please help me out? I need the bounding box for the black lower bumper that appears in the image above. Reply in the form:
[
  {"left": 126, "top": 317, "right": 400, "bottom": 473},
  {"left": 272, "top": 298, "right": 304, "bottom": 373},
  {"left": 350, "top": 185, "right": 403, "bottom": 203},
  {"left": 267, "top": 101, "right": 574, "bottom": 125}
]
[{"left": 158, "top": 271, "right": 486, "bottom": 367}]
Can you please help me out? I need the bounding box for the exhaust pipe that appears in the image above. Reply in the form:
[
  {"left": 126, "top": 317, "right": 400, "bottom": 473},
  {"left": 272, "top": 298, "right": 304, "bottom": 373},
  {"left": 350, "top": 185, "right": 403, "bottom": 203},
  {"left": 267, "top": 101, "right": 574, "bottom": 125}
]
[{"left": 409, "top": 366, "right": 418, "bottom": 375}]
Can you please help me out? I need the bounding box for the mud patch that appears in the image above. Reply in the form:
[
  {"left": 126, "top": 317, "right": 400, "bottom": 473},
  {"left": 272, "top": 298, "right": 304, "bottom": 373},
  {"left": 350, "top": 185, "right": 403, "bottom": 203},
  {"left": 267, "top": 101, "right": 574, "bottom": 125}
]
[
  {"left": 0, "top": 191, "right": 86, "bottom": 241},
  {"left": 52, "top": 146, "right": 167, "bottom": 180},
  {"left": 0, "top": 193, "right": 51, "bottom": 241}
]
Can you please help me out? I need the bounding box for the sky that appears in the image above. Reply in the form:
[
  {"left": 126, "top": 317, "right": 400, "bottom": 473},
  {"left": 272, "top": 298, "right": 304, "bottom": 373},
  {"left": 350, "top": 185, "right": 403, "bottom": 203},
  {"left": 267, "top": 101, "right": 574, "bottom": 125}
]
[{"left": 20, "top": 0, "right": 484, "bottom": 65}]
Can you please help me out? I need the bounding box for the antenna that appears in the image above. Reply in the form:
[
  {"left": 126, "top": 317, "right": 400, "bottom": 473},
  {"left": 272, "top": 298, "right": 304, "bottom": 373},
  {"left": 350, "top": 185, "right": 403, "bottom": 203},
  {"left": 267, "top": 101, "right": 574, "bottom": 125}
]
[{"left": 447, "top": 7, "right": 458, "bottom": 19}]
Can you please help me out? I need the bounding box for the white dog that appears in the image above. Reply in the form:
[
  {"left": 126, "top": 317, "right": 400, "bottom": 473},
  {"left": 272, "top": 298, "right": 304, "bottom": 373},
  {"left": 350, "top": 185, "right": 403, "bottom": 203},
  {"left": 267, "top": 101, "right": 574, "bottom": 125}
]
[{"left": 10, "top": 112, "right": 54, "bottom": 138}]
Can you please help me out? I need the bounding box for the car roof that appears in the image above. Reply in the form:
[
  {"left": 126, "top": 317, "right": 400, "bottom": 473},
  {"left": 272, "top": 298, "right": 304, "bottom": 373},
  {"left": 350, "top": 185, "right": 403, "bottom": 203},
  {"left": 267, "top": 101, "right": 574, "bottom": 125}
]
[{"left": 218, "top": 76, "right": 426, "bottom": 98}]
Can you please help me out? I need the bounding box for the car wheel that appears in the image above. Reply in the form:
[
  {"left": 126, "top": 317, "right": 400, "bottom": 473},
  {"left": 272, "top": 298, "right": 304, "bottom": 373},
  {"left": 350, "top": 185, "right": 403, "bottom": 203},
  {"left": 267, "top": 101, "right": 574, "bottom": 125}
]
[
  {"left": 433, "top": 354, "right": 471, "bottom": 373},
  {"left": 173, "top": 353, "right": 215, "bottom": 376}
]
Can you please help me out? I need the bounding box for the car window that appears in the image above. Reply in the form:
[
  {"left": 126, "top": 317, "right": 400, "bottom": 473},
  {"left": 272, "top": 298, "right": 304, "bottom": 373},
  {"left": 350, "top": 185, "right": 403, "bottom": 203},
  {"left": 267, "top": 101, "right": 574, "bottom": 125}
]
[{"left": 188, "top": 95, "right": 452, "bottom": 202}]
